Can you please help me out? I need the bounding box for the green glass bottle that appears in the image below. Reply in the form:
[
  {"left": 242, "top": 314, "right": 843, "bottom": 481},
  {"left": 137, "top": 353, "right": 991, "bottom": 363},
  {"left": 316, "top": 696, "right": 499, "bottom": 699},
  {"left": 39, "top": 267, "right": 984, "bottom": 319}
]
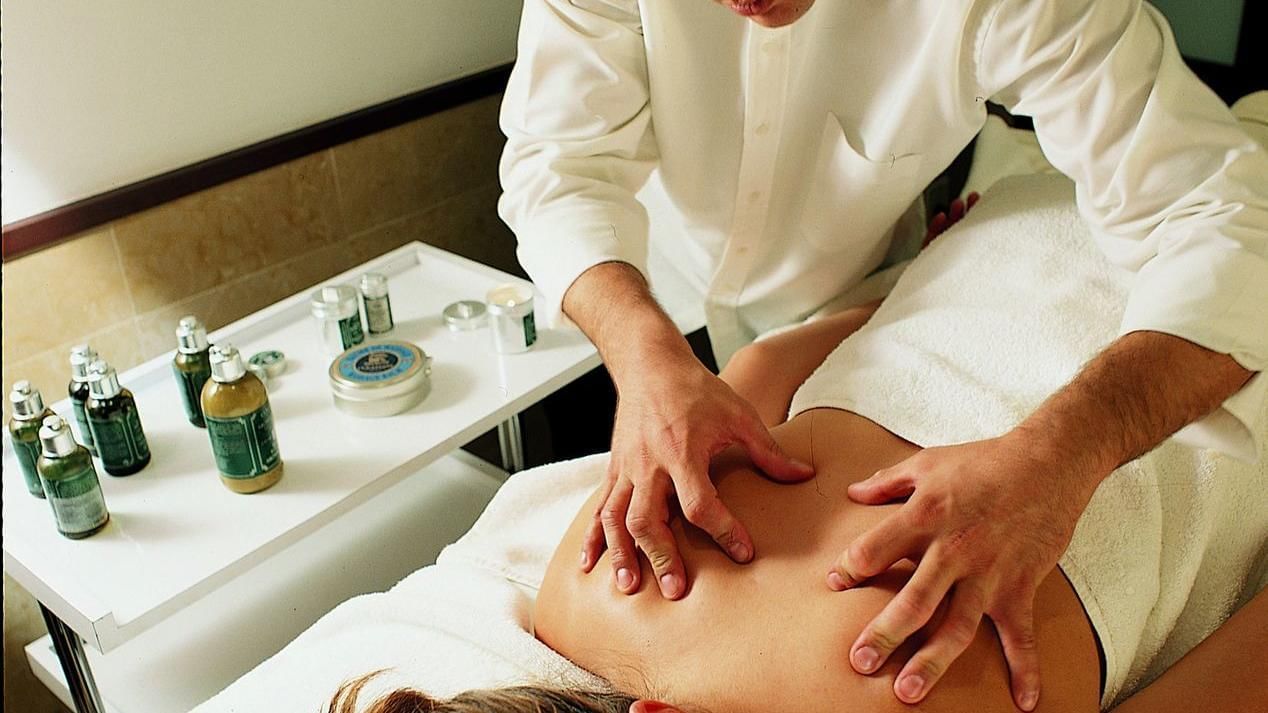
[
  {"left": 172, "top": 315, "right": 213, "bottom": 428},
  {"left": 8, "top": 381, "right": 56, "bottom": 498},
  {"left": 86, "top": 360, "right": 152, "bottom": 476},
  {"left": 201, "top": 344, "right": 284, "bottom": 494},
  {"left": 68, "top": 344, "right": 99, "bottom": 455},
  {"left": 36, "top": 415, "right": 110, "bottom": 539}
]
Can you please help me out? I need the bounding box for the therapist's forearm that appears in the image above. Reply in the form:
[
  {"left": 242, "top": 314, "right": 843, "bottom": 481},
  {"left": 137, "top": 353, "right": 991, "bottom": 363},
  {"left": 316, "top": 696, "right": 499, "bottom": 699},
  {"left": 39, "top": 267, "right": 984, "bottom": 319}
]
[
  {"left": 562, "top": 261, "right": 698, "bottom": 386},
  {"left": 1012, "top": 330, "right": 1255, "bottom": 488}
]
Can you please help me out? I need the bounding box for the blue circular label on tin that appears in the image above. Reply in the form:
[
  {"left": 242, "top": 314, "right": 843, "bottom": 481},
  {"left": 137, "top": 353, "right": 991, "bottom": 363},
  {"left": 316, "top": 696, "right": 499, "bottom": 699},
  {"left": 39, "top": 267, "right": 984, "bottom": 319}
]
[{"left": 337, "top": 343, "right": 416, "bottom": 383}]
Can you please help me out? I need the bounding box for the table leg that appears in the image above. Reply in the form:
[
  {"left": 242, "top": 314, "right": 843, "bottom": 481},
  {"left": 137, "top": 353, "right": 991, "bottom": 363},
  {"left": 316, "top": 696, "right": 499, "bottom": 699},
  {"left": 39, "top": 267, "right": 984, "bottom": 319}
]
[
  {"left": 497, "top": 414, "right": 525, "bottom": 473},
  {"left": 39, "top": 603, "right": 105, "bottom": 713}
]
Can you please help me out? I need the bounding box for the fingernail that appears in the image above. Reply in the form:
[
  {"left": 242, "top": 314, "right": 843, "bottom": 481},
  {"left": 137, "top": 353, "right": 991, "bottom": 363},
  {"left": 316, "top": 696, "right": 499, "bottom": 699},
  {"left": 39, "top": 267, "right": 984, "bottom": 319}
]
[
  {"left": 617, "top": 568, "right": 634, "bottom": 591},
  {"left": 660, "top": 573, "right": 682, "bottom": 598},
  {"left": 898, "top": 674, "right": 925, "bottom": 701},
  {"left": 795, "top": 459, "right": 814, "bottom": 472},
  {"left": 853, "top": 646, "right": 880, "bottom": 673},
  {"left": 1021, "top": 690, "right": 1038, "bottom": 711},
  {"left": 729, "top": 541, "right": 751, "bottom": 562},
  {"left": 827, "top": 571, "right": 847, "bottom": 591}
]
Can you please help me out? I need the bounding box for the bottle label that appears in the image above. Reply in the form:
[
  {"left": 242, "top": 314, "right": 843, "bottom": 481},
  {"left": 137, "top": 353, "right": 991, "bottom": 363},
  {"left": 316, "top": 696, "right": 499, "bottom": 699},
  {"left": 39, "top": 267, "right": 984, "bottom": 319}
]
[
  {"left": 338, "top": 314, "right": 365, "bottom": 350},
  {"left": 45, "top": 469, "right": 109, "bottom": 534},
  {"left": 172, "top": 363, "right": 211, "bottom": 426},
  {"left": 522, "top": 311, "right": 537, "bottom": 347},
  {"left": 205, "top": 403, "right": 281, "bottom": 479},
  {"left": 13, "top": 434, "right": 45, "bottom": 496},
  {"left": 71, "top": 397, "right": 97, "bottom": 452},
  {"left": 90, "top": 408, "right": 151, "bottom": 469},
  {"left": 365, "top": 295, "right": 394, "bottom": 335}
]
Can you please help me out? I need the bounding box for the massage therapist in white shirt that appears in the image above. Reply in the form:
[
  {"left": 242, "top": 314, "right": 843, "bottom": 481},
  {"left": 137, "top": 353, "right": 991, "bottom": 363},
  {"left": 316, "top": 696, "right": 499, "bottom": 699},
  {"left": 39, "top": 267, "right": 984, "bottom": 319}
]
[{"left": 497, "top": 1, "right": 1268, "bottom": 709}]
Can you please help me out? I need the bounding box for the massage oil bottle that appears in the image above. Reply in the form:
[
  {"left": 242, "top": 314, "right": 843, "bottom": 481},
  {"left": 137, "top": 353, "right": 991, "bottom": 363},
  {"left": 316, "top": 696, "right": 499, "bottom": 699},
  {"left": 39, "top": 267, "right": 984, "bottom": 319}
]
[
  {"left": 68, "top": 344, "right": 99, "bottom": 455},
  {"left": 8, "top": 381, "right": 56, "bottom": 498},
  {"left": 201, "top": 344, "right": 284, "bottom": 494},
  {"left": 86, "top": 360, "right": 152, "bottom": 476},
  {"left": 173, "top": 315, "right": 213, "bottom": 427},
  {"left": 36, "top": 415, "right": 110, "bottom": 539}
]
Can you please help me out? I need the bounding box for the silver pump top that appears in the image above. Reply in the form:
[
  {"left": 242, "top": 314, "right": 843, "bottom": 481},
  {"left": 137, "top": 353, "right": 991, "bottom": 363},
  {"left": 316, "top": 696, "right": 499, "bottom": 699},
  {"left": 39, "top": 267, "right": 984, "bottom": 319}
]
[
  {"left": 310, "top": 285, "right": 359, "bottom": 319},
  {"left": 39, "top": 415, "right": 80, "bottom": 457},
  {"left": 209, "top": 343, "right": 248, "bottom": 383},
  {"left": 175, "top": 315, "right": 210, "bottom": 354},
  {"left": 69, "top": 344, "right": 98, "bottom": 381},
  {"left": 9, "top": 380, "right": 47, "bottom": 419},
  {"left": 86, "top": 360, "right": 123, "bottom": 399},
  {"left": 360, "top": 273, "right": 389, "bottom": 299}
]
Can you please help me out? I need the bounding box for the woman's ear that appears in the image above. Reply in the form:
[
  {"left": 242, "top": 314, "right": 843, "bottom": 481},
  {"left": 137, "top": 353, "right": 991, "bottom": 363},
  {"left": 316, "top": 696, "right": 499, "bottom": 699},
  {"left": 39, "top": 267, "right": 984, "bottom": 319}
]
[{"left": 629, "top": 700, "right": 682, "bottom": 713}]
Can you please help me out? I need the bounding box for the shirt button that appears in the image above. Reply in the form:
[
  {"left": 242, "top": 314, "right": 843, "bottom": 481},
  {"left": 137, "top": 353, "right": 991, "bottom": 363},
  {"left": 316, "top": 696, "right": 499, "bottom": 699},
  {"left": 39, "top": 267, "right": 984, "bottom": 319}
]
[
  {"left": 737, "top": 246, "right": 750, "bottom": 255},
  {"left": 755, "top": 122, "right": 770, "bottom": 136},
  {"left": 748, "top": 191, "right": 762, "bottom": 202},
  {"left": 762, "top": 40, "right": 778, "bottom": 54}
]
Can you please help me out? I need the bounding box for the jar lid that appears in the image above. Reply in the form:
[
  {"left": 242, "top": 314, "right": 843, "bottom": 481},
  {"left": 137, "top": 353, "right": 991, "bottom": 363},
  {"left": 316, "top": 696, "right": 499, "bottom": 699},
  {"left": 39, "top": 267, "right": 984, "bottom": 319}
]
[
  {"left": 360, "top": 272, "right": 389, "bottom": 298},
  {"left": 328, "top": 341, "right": 431, "bottom": 402},
  {"left": 248, "top": 350, "right": 288, "bottom": 378},
  {"left": 486, "top": 284, "right": 534, "bottom": 315},
  {"left": 310, "top": 285, "right": 359, "bottom": 319},
  {"left": 442, "top": 300, "right": 487, "bottom": 331}
]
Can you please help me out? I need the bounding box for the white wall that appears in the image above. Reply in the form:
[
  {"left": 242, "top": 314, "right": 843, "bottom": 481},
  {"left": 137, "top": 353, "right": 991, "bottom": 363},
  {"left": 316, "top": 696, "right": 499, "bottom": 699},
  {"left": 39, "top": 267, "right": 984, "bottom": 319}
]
[{"left": 1, "top": 0, "right": 523, "bottom": 224}]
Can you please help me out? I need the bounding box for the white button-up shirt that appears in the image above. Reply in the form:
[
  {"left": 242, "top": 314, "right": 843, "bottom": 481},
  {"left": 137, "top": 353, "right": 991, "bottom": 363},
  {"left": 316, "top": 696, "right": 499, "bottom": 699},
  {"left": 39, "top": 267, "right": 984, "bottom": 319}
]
[{"left": 498, "top": 0, "right": 1268, "bottom": 458}]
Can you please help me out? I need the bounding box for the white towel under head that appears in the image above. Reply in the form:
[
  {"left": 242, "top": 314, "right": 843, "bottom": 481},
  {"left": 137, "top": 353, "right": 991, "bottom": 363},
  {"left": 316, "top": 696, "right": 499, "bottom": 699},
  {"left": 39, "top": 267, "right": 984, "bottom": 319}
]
[{"left": 789, "top": 173, "right": 1267, "bottom": 708}]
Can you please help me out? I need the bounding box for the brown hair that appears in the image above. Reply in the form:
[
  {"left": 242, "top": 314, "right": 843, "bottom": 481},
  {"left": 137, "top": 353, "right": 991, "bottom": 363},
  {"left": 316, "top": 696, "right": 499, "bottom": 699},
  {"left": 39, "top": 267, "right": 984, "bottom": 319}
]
[{"left": 327, "top": 670, "right": 637, "bottom": 713}]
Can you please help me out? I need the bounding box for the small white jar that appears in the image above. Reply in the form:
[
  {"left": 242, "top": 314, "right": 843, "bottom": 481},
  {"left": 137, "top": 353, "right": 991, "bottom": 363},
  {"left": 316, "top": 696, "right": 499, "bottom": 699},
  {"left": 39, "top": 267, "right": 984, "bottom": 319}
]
[
  {"left": 486, "top": 284, "right": 537, "bottom": 354},
  {"left": 310, "top": 286, "right": 365, "bottom": 357}
]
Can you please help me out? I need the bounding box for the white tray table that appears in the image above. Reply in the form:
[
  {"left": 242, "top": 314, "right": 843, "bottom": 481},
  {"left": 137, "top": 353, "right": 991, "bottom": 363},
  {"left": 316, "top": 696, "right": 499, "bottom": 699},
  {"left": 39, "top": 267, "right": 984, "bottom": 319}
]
[{"left": 3, "top": 241, "right": 704, "bottom": 713}]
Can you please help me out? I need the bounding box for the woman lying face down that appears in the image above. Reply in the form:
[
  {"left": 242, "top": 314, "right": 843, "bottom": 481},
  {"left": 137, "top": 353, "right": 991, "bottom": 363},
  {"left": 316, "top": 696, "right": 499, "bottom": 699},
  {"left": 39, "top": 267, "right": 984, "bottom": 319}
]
[
  {"left": 326, "top": 177, "right": 1266, "bottom": 712},
  {"left": 327, "top": 315, "right": 1102, "bottom": 713}
]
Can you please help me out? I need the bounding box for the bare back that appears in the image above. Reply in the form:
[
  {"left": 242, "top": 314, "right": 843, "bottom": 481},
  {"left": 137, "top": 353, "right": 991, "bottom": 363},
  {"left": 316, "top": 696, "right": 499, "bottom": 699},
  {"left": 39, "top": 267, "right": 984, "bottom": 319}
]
[{"left": 536, "top": 409, "right": 1101, "bottom": 712}]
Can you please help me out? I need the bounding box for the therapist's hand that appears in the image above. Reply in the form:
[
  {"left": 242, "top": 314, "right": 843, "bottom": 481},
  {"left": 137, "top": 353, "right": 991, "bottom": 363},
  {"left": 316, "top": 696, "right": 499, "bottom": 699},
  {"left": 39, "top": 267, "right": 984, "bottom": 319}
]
[
  {"left": 583, "top": 349, "right": 814, "bottom": 598},
  {"left": 563, "top": 261, "right": 814, "bottom": 600},
  {"left": 827, "top": 432, "right": 1101, "bottom": 711}
]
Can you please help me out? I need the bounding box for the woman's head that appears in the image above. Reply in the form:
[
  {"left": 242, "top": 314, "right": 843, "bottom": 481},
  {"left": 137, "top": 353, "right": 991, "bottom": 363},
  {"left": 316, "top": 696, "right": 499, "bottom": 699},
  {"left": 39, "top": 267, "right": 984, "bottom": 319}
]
[{"left": 328, "top": 672, "right": 683, "bottom": 713}]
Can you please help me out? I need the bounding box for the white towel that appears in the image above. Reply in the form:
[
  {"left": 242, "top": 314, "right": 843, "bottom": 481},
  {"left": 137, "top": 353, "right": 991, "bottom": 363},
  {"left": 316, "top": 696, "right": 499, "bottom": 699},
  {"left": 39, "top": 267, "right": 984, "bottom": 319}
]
[
  {"left": 789, "top": 173, "right": 1268, "bottom": 709},
  {"left": 193, "top": 454, "right": 606, "bottom": 712}
]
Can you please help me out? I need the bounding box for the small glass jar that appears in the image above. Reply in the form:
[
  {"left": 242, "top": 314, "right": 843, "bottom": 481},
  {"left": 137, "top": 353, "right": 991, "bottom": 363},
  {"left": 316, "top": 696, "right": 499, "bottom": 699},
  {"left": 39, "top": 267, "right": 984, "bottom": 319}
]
[
  {"left": 310, "top": 285, "right": 365, "bottom": 357},
  {"left": 487, "top": 284, "right": 537, "bottom": 354},
  {"left": 360, "top": 273, "right": 395, "bottom": 336}
]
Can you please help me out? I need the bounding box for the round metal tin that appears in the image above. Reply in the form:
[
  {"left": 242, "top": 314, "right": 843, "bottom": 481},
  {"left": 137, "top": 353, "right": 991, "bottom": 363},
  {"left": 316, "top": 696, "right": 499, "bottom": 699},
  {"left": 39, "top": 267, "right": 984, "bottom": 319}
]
[{"left": 328, "top": 341, "right": 432, "bottom": 417}]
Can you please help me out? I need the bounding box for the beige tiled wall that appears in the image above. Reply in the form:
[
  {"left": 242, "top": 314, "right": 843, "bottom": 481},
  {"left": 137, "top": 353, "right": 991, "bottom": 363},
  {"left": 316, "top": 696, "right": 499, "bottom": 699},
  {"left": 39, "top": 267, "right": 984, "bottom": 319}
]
[{"left": 2, "top": 93, "right": 518, "bottom": 712}]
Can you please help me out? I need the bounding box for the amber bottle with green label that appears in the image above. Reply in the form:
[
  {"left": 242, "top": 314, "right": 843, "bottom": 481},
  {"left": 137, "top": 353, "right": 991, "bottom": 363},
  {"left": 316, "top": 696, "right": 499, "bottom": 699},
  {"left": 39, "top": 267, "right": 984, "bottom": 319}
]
[
  {"left": 36, "top": 415, "right": 110, "bottom": 539},
  {"left": 201, "top": 343, "right": 283, "bottom": 494},
  {"left": 68, "top": 344, "right": 99, "bottom": 455},
  {"left": 172, "top": 315, "right": 213, "bottom": 428},
  {"left": 86, "top": 360, "right": 152, "bottom": 476},
  {"left": 8, "top": 381, "right": 56, "bottom": 498}
]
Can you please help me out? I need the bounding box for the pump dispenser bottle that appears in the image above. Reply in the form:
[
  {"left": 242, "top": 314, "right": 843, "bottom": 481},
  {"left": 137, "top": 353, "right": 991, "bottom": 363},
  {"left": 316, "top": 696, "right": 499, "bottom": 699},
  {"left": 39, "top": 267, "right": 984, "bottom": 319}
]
[
  {"left": 173, "top": 315, "right": 213, "bottom": 427},
  {"left": 68, "top": 345, "right": 99, "bottom": 455},
  {"left": 36, "top": 415, "right": 110, "bottom": 539},
  {"left": 201, "top": 343, "right": 283, "bottom": 493},
  {"left": 8, "top": 381, "right": 56, "bottom": 498},
  {"left": 86, "top": 360, "right": 152, "bottom": 476}
]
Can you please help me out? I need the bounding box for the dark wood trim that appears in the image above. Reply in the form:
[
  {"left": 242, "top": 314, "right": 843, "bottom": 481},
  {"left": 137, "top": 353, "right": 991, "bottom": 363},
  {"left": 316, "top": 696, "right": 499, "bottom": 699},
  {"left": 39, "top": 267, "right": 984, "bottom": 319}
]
[{"left": 2, "top": 64, "right": 513, "bottom": 261}]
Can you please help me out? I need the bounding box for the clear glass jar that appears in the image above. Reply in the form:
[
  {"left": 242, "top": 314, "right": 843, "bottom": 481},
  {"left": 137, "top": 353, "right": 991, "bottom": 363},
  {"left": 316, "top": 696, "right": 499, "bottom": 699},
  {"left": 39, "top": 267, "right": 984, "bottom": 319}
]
[{"left": 310, "top": 285, "right": 365, "bottom": 357}]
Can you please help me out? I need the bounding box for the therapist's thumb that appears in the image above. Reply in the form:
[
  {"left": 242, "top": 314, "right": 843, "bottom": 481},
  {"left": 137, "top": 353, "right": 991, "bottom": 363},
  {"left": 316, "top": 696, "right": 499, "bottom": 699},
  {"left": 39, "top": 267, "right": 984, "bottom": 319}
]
[{"left": 736, "top": 413, "right": 814, "bottom": 482}]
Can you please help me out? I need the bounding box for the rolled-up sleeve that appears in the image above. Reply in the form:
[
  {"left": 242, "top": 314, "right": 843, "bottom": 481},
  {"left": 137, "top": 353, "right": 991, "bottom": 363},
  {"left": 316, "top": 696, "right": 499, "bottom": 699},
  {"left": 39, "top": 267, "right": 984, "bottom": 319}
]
[
  {"left": 977, "top": 0, "right": 1268, "bottom": 460},
  {"left": 498, "top": 0, "right": 658, "bottom": 328}
]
